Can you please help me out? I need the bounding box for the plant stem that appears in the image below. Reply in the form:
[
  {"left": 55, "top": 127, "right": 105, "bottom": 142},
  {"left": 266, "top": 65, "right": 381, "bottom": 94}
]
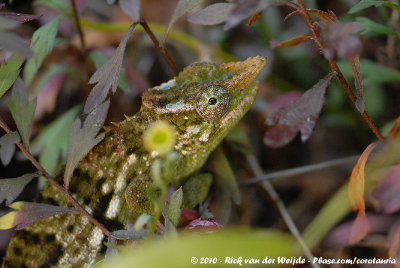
[
  {"left": 140, "top": 17, "right": 179, "bottom": 76},
  {"left": 70, "top": 0, "right": 86, "bottom": 50},
  {"left": 241, "top": 155, "right": 359, "bottom": 185},
  {"left": 246, "top": 154, "right": 320, "bottom": 268},
  {"left": 0, "top": 117, "right": 110, "bottom": 236},
  {"left": 297, "top": 0, "right": 384, "bottom": 141}
]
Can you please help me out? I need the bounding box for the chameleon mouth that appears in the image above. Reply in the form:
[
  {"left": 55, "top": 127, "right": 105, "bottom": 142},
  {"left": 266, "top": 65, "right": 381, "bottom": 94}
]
[{"left": 221, "top": 56, "right": 266, "bottom": 92}]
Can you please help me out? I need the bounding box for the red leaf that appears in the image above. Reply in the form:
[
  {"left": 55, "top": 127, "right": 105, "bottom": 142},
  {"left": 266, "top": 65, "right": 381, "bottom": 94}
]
[
  {"left": 224, "top": 0, "right": 271, "bottom": 30},
  {"left": 270, "top": 35, "right": 313, "bottom": 49},
  {"left": 185, "top": 218, "right": 223, "bottom": 232},
  {"left": 181, "top": 208, "right": 198, "bottom": 221},
  {"left": 371, "top": 165, "right": 400, "bottom": 213},
  {"left": 264, "top": 73, "right": 335, "bottom": 148},
  {"left": 320, "top": 21, "right": 362, "bottom": 60}
]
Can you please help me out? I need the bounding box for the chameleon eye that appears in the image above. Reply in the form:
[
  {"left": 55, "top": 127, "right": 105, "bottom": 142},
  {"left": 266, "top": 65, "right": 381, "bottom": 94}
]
[{"left": 195, "top": 85, "right": 231, "bottom": 121}]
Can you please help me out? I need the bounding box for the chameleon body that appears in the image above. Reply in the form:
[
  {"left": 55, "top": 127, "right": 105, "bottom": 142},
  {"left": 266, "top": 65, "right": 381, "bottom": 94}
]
[{"left": 2, "top": 57, "right": 266, "bottom": 268}]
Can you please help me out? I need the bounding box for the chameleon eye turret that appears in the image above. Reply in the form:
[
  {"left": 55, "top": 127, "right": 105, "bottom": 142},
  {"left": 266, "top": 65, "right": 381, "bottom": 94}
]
[{"left": 195, "top": 84, "right": 231, "bottom": 121}]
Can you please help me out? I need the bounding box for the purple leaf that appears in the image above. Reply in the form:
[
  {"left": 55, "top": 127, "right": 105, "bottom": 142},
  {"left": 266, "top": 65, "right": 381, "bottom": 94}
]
[
  {"left": 64, "top": 100, "right": 110, "bottom": 189},
  {"left": 0, "top": 173, "right": 38, "bottom": 205},
  {"left": 224, "top": 0, "right": 273, "bottom": 30},
  {"left": 0, "top": 132, "right": 20, "bottom": 166},
  {"left": 163, "top": 0, "right": 205, "bottom": 42},
  {"left": 84, "top": 24, "right": 136, "bottom": 114},
  {"left": 106, "top": 229, "right": 148, "bottom": 256},
  {"left": 187, "top": 3, "right": 234, "bottom": 26},
  {"left": 119, "top": 0, "right": 141, "bottom": 22},
  {"left": 1, "top": 202, "right": 78, "bottom": 230},
  {"left": 264, "top": 73, "right": 335, "bottom": 148},
  {"left": 0, "top": 30, "right": 33, "bottom": 58},
  {"left": 8, "top": 78, "right": 37, "bottom": 149},
  {"left": 371, "top": 165, "right": 400, "bottom": 214},
  {"left": 320, "top": 21, "right": 362, "bottom": 60},
  {"left": 0, "top": 12, "right": 40, "bottom": 23}
]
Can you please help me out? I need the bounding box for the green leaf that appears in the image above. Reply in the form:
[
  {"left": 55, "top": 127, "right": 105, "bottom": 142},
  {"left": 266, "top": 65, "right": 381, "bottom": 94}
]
[
  {"left": 356, "top": 17, "right": 400, "bottom": 37},
  {"left": 8, "top": 79, "right": 37, "bottom": 149},
  {"left": 23, "top": 15, "right": 63, "bottom": 85},
  {"left": 166, "top": 187, "right": 183, "bottom": 226},
  {"left": 31, "top": 106, "right": 81, "bottom": 176},
  {"left": 0, "top": 132, "right": 20, "bottom": 166},
  {"left": 100, "top": 229, "right": 295, "bottom": 268},
  {"left": 348, "top": 0, "right": 400, "bottom": 13},
  {"left": 0, "top": 54, "right": 24, "bottom": 99},
  {"left": 187, "top": 3, "right": 234, "bottom": 26},
  {"left": 0, "top": 173, "right": 38, "bottom": 205},
  {"left": 64, "top": 100, "right": 110, "bottom": 189}
]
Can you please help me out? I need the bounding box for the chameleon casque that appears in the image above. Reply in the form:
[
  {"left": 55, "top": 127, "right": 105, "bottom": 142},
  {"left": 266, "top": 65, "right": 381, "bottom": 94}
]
[{"left": 2, "top": 56, "right": 266, "bottom": 267}]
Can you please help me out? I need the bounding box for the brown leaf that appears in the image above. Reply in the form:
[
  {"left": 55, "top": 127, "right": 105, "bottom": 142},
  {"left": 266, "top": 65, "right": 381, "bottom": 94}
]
[
  {"left": 389, "top": 116, "right": 400, "bottom": 138},
  {"left": 246, "top": 11, "right": 262, "bottom": 26},
  {"left": 320, "top": 21, "right": 362, "bottom": 60},
  {"left": 84, "top": 24, "right": 136, "bottom": 114},
  {"left": 270, "top": 35, "right": 313, "bottom": 49},
  {"left": 264, "top": 73, "right": 335, "bottom": 148},
  {"left": 187, "top": 3, "right": 234, "bottom": 26},
  {"left": 285, "top": 9, "right": 337, "bottom": 22},
  {"left": 388, "top": 221, "right": 400, "bottom": 260},
  {"left": 349, "top": 56, "right": 365, "bottom": 113},
  {"left": 348, "top": 143, "right": 376, "bottom": 213}
]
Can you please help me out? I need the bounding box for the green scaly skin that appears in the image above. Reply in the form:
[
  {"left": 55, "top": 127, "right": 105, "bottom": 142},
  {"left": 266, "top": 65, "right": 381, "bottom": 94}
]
[{"left": 2, "top": 57, "right": 266, "bottom": 268}]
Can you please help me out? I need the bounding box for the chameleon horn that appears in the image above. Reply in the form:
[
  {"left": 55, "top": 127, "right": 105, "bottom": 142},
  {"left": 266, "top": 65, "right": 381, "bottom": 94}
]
[{"left": 221, "top": 56, "right": 266, "bottom": 91}]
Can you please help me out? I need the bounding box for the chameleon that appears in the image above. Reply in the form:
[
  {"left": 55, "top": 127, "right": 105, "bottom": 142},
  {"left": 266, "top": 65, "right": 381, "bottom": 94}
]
[{"left": 2, "top": 56, "right": 266, "bottom": 268}]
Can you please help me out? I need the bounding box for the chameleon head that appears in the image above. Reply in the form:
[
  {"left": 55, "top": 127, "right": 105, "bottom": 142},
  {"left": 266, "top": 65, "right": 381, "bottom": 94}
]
[{"left": 141, "top": 56, "right": 266, "bottom": 173}]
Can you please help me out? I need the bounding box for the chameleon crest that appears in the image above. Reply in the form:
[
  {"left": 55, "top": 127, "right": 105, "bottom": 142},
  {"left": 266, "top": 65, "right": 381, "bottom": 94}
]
[{"left": 3, "top": 57, "right": 266, "bottom": 268}]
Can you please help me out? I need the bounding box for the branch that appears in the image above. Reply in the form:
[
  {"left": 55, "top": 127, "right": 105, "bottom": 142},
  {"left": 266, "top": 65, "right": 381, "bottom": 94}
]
[
  {"left": 70, "top": 0, "right": 86, "bottom": 50},
  {"left": 140, "top": 16, "right": 179, "bottom": 76},
  {"left": 241, "top": 155, "right": 359, "bottom": 185},
  {"left": 246, "top": 154, "right": 320, "bottom": 268},
  {"left": 0, "top": 117, "right": 110, "bottom": 236},
  {"left": 297, "top": 0, "right": 384, "bottom": 141}
]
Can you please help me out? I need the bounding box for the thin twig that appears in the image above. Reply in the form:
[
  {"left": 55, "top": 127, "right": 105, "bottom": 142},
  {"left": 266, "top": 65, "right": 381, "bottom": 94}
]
[
  {"left": 139, "top": 16, "right": 179, "bottom": 76},
  {"left": 0, "top": 117, "right": 110, "bottom": 236},
  {"left": 241, "top": 155, "right": 359, "bottom": 185},
  {"left": 296, "top": 0, "right": 384, "bottom": 141},
  {"left": 246, "top": 154, "right": 320, "bottom": 268},
  {"left": 70, "top": 0, "right": 86, "bottom": 50}
]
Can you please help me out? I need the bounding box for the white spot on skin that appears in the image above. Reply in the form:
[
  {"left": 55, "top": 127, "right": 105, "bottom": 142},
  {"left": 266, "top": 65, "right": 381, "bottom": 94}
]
[
  {"left": 165, "top": 100, "right": 185, "bottom": 112},
  {"left": 102, "top": 182, "right": 112, "bottom": 194},
  {"left": 154, "top": 78, "right": 176, "bottom": 90},
  {"left": 89, "top": 227, "right": 104, "bottom": 248},
  {"left": 105, "top": 195, "right": 121, "bottom": 219},
  {"left": 115, "top": 154, "right": 137, "bottom": 192},
  {"left": 199, "top": 129, "right": 211, "bottom": 142}
]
